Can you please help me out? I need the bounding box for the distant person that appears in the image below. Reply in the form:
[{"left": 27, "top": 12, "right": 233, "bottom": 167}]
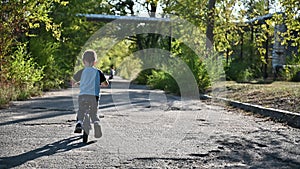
[
  {"left": 109, "top": 65, "right": 115, "bottom": 80},
  {"left": 72, "top": 49, "right": 109, "bottom": 138}
]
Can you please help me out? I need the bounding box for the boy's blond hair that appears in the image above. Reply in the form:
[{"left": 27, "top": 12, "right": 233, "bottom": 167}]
[{"left": 82, "top": 50, "right": 97, "bottom": 65}]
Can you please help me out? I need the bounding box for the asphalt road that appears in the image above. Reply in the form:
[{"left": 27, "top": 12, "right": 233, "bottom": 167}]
[{"left": 0, "top": 78, "right": 299, "bottom": 169}]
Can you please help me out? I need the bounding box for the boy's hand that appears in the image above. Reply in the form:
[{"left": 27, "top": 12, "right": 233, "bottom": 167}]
[
  {"left": 100, "top": 80, "right": 109, "bottom": 87},
  {"left": 71, "top": 80, "right": 80, "bottom": 87}
]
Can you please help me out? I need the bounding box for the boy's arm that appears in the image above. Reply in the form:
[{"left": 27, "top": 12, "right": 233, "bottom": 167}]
[
  {"left": 71, "top": 69, "right": 83, "bottom": 87},
  {"left": 73, "top": 69, "right": 83, "bottom": 82},
  {"left": 99, "top": 70, "right": 109, "bottom": 87}
]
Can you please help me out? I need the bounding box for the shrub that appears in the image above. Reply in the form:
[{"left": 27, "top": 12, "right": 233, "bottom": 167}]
[
  {"left": 225, "top": 58, "right": 261, "bottom": 82},
  {"left": 145, "top": 57, "right": 211, "bottom": 95},
  {"left": 147, "top": 69, "right": 180, "bottom": 95},
  {"left": 282, "top": 54, "right": 300, "bottom": 82},
  {"left": 133, "top": 69, "right": 153, "bottom": 85},
  {"left": 29, "top": 36, "right": 63, "bottom": 90},
  {"left": 116, "top": 55, "right": 142, "bottom": 80},
  {"left": 137, "top": 41, "right": 212, "bottom": 95},
  {"left": 5, "top": 43, "right": 44, "bottom": 101}
]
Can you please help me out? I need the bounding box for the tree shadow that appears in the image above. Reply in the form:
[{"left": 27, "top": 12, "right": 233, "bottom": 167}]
[
  {"left": 0, "top": 96, "right": 75, "bottom": 126},
  {"left": 0, "top": 136, "right": 94, "bottom": 168},
  {"left": 212, "top": 129, "right": 300, "bottom": 168},
  {"left": 99, "top": 86, "right": 177, "bottom": 111},
  {"left": 0, "top": 110, "right": 75, "bottom": 126},
  {"left": 12, "top": 96, "right": 74, "bottom": 112}
]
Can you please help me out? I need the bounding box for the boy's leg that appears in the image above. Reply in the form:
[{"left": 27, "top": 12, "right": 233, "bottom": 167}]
[
  {"left": 90, "top": 96, "right": 102, "bottom": 138},
  {"left": 93, "top": 121, "right": 102, "bottom": 138},
  {"left": 89, "top": 96, "right": 100, "bottom": 122},
  {"left": 74, "top": 95, "right": 87, "bottom": 133}
]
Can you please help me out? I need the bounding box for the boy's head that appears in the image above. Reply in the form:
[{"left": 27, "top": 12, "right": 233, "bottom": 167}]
[{"left": 82, "top": 50, "right": 97, "bottom": 66}]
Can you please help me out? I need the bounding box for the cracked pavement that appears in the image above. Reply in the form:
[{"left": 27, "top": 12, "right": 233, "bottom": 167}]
[{"left": 0, "top": 78, "right": 299, "bottom": 168}]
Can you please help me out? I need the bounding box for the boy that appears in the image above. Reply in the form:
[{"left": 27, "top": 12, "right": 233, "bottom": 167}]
[{"left": 73, "top": 49, "right": 109, "bottom": 138}]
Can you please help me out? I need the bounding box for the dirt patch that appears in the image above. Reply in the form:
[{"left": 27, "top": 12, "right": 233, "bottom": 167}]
[{"left": 211, "top": 81, "right": 300, "bottom": 114}]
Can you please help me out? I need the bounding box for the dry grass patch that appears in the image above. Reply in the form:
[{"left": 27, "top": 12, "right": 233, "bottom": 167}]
[{"left": 210, "top": 81, "right": 300, "bottom": 114}]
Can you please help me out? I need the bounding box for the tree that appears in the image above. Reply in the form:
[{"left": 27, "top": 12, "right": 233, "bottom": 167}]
[
  {"left": 0, "top": 0, "right": 111, "bottom": 103},
  {"left": 206, "top": 0, "right": 216, "bottom": 52},
  {"left": 0, "top": 0, "right": 65, "bottom": 103},
  {"left": 280, "top": 0, "right": 300, "bottom": 52}
]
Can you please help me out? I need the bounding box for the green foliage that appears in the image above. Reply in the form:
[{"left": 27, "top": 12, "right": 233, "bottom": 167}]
[
  {"left": 7, "top": 43, "right": 44, "bottom": 99},
  {"left": 143, "top": 40, "right": 211, "bottom": 94},
  {"left": 226, "top": 61, "right": 254, "bottom": 82},
  {"left": 225, "top": 57, "right": 261, "bottom": 82},
  {"left": 117, "top": 55, "right": 142, "bottom": 80},
  {"left": 1, "top": 0, "right": 299, "bottom": 107},
  {"left": 172, "top": 41, "right": 211, "bottom": 93},
  {"left": 46, "top": 0, "right": 109, "bottom": 88},
  {"left": 0, "top": 0, "right": 65, "bottom": 103},
  {"left": 133, "top": 69, "right": 153, "bottom": 85},
  {"left": 0, "top": 0, "right": 109, "bottom": 105},
  {"left": 280, "top": 0, "right": 300, "bottom": 53},
  {"left": 0, "top": 84, "right": 13, "bottom": 106},
  {"left": 29, "top": 35, "right": 63, "bottom": 90},
  {"left": 147, "top": 69, "right": 180, "bottom": 95},
  {"left": 281, "top": 54, "right": 300, "bottom": 81}
]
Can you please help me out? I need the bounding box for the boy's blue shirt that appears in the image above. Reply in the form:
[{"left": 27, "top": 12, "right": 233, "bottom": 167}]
[{"left": 73, "top": 66, "right": 106, "bottom": 97}]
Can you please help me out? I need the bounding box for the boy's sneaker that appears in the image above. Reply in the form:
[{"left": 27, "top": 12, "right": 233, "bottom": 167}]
[
  {"left": 74, "top": 123, "right": 82, "bottom": 133},
  {"left": 94, "top": 121, "right": 102, "bottom": 138}
]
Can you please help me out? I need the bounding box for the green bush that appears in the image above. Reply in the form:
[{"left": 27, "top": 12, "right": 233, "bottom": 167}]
[
  {"left": 144, "top": 59, "right": 211, "bottom": 95},
  {"left": 132, "top": 69, "right": 152, "bottom": 85},
  {"left": 146, "top": 61, "right": 210, "bottom": 95},
  {"left": 147, "top": 69, "right": 180, "bottom": 95},
  {"left": 282, "top": 54, "right": 300, "bottom": 82},
  {"left": 137, "top": 41, "right": 212, "bottom": 95},
  {"left": 172, "top": 42, "right": 211, "bottom": 93},
  {"left": 29, "top": 36, "right": 63, "bottom": 90},
  {"left": 0, "top": 84, "right": 14, "bottom": 106},
  {"left": 291, "top": 68, "right": 300, "bottom": 82},
  {"left": 225, "top": 58, "right": 261, "bottom": 82},
  {"left": 116, "top": 55, "right": 142, "bottom": 80},
  {"left": 6, "top": 43, "right": 44, "bottom": 100}
]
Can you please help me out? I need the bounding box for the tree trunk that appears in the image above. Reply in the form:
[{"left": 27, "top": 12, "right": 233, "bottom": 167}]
[{"left": 206, "top": 0, "right": 216, "bottom": 53}]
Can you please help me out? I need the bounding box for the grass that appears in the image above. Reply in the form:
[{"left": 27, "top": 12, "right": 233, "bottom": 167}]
[
  {"left": 210, "top": 81, "right": 300, "bottom": 114},
  {"left": 0, "top": 83, "right": 42, "bottom": 109}
]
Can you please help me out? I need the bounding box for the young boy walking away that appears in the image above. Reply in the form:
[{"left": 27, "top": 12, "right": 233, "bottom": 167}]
[{"left": 73, "top": 50, "right": 109, "bottom": 138}]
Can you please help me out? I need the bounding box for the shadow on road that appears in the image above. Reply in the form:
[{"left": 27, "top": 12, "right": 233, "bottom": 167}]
[
  {"left": 99, "top": 85, "right": 174, "bottom": 111},
  {"left": 0, "top": 96, "right": 75, "bottom": 126},
  {"left": 0, "top": 136, "right": 93, "bottom": 168},
  {"left": 211, "top": 128, "right": 300, "bottom": 168},
  {"left": 129, "top": 128, "right": 300, "bottom": 168}
]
